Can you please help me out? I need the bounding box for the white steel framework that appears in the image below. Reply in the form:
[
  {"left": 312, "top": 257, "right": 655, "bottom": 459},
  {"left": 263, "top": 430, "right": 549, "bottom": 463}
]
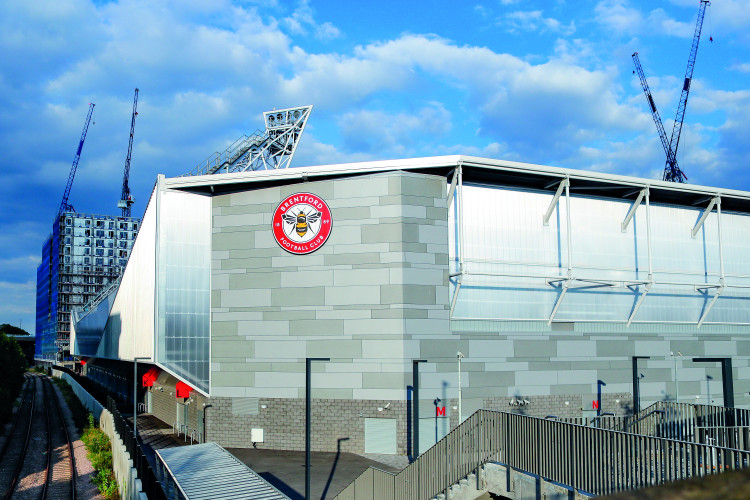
[
  {"left": 448, "top": 175, "right": 748, "bottom": 328},
  {"left": 186, "top": 105, "right": 312, "bottom": 176}
]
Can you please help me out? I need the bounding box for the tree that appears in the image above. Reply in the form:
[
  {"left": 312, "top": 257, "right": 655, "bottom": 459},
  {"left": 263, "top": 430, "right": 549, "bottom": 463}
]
[
  {"left": 0, "top": 323, "right": 30, "bottom": 336},
  {"left": 0, "top": 333, "right": 26, "bottom": 425}
]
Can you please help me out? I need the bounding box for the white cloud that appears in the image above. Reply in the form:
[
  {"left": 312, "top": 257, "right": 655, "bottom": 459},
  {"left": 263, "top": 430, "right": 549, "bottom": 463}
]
[
  {"left": 339, "top": 103, "right": 453, "bottom": 156},
  {"left": 594, "top": 1, "right": 691, "bottom": 38},
  {"left": 502, "top": 10, "right": 576, "bottom": 35},
  {"left": 283, "top": 0, "right": 341, "bottom": 40},
  {"left": 729, "top": 62, "right": 750, "bottom": 73}
]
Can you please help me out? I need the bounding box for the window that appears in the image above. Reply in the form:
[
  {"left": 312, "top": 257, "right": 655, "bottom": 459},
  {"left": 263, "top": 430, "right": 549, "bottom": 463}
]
[{"left": 84, "top": 257, "right": 90, "bottom": 264}]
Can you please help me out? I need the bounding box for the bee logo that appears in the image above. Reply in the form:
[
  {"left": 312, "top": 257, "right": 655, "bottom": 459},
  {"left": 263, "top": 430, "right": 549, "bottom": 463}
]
[
  {"left": 282, "top": 209, "right": 321, "bottom": 238},
  {"left": 272, "top": 193, "right": 333, "bottom": 255}
]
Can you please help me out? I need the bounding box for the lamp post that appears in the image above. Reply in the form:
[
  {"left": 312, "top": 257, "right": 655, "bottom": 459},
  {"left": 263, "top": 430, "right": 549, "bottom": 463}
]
[
  {"left": 133, "top": 357, "right": 150, "bottom": 441},
  {"left": 632, "top": 356, "right": 650, "bottom": 412},
  {"left": 670, "top": 351, "right": 682, "bottom": 403},
  {"left": 456, "top": 351, "right": 464, "bottom": 426},
  {"left": 412, "top": 359, "right": 427, "bottom": 459},
  {"left": 306, "top": 357, "right": 329, "bottom": 500}
]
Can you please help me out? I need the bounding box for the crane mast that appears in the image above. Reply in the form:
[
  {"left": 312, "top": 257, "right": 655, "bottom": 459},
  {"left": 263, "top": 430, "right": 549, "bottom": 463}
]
[
  {"left": 58, "top": 103, "right": 95, "bottom": 215},
  {"left": 633, "top": 0, "right": 710, "bottom": 183},
  {"left": 632, "top": 52, "right": 678, "bottom": 173},
  {"left": 118, "top": 88, "right": 139, "bottom": 217},
  {"left": 664, "top": 0, "right": 710, "bottom": 183}
]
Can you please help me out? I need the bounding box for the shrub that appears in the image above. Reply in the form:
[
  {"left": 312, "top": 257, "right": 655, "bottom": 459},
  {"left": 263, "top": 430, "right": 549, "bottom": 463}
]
[{"left": 82, "top": 413, "right": 119, "bottom": 500}]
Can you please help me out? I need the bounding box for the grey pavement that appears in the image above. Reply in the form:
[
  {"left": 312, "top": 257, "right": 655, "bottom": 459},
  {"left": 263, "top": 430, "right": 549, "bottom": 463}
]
[{"left": 226, "top": 447, "right": 403, "bottom": 500}]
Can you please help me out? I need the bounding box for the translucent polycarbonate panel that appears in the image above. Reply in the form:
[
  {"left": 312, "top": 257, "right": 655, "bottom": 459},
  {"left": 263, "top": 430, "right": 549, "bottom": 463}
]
[
  {"left": 71, "top": 290, "right": 116, "bottom": 356},
  {"left": 719, "top": 210, "right": 750, "bottom": 277},
  {"left": 157, "top": 190, "right": 211, "bottom": 393},
  {"left": 649, "top": 203, "right": 721, "bottom": 282},
  {"left": 450, "top": 183, "right": 750, "bottom": 324}
]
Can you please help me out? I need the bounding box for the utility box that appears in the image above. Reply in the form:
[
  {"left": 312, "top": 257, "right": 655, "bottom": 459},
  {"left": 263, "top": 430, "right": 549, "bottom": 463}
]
[{"left": 251, "top": 428, "right": 264, "bottom": 443}]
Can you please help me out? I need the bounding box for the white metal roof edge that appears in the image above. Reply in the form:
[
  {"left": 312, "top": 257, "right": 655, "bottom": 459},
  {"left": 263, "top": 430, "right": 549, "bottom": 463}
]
[{"left": 162, "top": 155, "right": 750, "bottom": 201}]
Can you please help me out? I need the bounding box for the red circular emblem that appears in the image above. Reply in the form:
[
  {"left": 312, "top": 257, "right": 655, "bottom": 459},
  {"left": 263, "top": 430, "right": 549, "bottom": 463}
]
[{"left": 272, "top": 192, "right": 333, "bottom": 255}]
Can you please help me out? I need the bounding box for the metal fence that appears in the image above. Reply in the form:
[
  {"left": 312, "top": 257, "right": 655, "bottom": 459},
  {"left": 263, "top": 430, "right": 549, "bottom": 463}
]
[
  {"left": 107, "top": 396, "right": 167, "bottom": 500},
  {"left": 623, "top": 401, "right": 750, "bottom": 448},
  {"left": 335, "top": 409, "right": 750, "bottom": 500}
]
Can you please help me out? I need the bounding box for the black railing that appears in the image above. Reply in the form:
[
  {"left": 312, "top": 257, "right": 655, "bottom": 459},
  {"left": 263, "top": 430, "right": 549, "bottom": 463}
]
[
  {"left": 107, "top": 396, "right": 167, "bottom": 500},
  {"left": 52, "top": 364, "right": 167, "bottom": 500}
]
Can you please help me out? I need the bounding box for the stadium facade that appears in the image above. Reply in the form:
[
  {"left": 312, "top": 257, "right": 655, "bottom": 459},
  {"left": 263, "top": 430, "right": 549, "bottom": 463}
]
[{"left": 70, "top": 156, "right": 750, "bottom": 455}]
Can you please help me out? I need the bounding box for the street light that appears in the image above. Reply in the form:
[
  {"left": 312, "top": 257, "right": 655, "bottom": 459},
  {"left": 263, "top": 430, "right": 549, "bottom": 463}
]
[
  {"left": 412, "top": 359, "right": 427, "bottom": 459},
  {"left": 670, "top": 351, "right": 683, "bottom": 403},
  {"left": 133, "top": 356, "right": 150, "bottom": 440},
  {"left": 306, "top": 357, "right": 329, "bottom": 500},
  {"left": 456, "top": 351, "right": 464, "bottom": 426}
]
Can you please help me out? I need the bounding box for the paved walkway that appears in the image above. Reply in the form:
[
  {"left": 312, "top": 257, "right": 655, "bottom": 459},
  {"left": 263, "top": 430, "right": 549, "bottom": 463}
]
[
  {"left": 126, "top": 413, "right": 189, "bottom": 464},
  {"left": 128, "top": 413, "right": 407, "bottom": 500},
  {"left": 227, "top": 448, "right": 402, "bottom": 500}
]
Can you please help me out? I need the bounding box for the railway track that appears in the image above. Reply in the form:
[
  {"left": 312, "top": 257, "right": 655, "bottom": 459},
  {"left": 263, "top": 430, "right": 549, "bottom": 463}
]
[{"left": 0, "top": 374, "right": 76, "bottom": 500}]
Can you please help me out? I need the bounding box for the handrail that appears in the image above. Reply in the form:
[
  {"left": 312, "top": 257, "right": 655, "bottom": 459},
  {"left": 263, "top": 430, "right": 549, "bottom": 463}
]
[{"left": 335, "top": 408, "right": 750, "bottom": 500}]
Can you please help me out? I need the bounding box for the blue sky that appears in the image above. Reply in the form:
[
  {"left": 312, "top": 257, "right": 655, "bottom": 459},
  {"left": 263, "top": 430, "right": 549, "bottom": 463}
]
[{"left": 1, "top": 0, "right": 749, "bottom": 331}]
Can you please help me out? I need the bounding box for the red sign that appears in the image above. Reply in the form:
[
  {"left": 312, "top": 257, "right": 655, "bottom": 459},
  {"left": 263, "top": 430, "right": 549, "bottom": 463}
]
[
  {"left": 436, "top": 406, "right": 446, "bottom": 417},
  {"left": 592, "top": 401, "right": 599, "bottom": 410},
  {"left": 272, "top": 193, "right": 333, "bottom": 255}
]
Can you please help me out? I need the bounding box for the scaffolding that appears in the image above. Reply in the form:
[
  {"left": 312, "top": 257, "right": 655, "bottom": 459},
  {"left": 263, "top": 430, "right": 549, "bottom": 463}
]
[{"left": 35, "top": 211, "right": 140, "bottom": 361}]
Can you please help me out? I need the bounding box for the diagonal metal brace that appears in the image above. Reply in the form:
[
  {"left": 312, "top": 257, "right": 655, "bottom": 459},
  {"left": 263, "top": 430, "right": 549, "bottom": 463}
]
[
  {"left": 697, "top": 281, "right": 724, "bottom": 328},
  {"left": 548, "top": 278, "right": 571, "bottom": 324},
  {"left": 543, "top": 178, "right": 569, "bottom": 226},
  {"left": 692, "top": 196, "right": 719, "bottom": 238},
  {"left": 622, "top": 189, "right": 647, "bottom": 232},
  {"left": 627, "top": 281, "right": 652, "bottom": 326}
]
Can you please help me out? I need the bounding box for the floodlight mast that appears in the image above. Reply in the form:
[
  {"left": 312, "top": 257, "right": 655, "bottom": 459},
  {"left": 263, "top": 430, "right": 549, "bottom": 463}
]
[{"left": 184, "top": 105, "right": 313, "bottom": 176}]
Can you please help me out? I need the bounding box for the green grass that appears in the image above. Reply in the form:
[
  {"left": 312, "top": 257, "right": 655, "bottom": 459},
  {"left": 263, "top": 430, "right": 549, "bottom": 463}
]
[
  {"left": 51, "top": 377, "right": 89, "bottom": 432},
  {"left": 82, "top": 413, "right": 119, "bottom": 500}
]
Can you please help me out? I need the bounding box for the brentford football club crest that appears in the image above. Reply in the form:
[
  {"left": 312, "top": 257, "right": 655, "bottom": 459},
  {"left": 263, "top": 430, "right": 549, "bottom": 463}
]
[{"left": 272, "top": 193, "right": 333, "bottom": 255}]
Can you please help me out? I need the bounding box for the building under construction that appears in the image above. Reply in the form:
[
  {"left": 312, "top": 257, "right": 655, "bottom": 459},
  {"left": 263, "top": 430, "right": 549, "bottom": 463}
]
[
  {"left": 36, "top": 91, "right": 143, "bottom": 362},
  {"left": 35, "top": 212, "right": 140, "bottom": 361}
]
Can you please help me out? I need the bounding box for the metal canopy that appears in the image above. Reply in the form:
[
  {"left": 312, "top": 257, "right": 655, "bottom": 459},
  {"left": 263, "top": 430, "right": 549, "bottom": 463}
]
[{"left": 156, "top": 443, "right": 289, "bottom": 500}]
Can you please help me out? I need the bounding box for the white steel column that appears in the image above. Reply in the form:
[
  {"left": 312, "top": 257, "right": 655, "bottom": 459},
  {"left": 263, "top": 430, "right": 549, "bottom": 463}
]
[
  {"left": 549, "top": 176, "right": 572, "bottom": 324},
  {"left": 449, "top": 163, "right": 465, "bottom": 319},
  {"left": 627, "top": 188, "right": 653, "bottom": 326},
  {"left": 697, "top": 196, "right": 724, "bottom": 328}
]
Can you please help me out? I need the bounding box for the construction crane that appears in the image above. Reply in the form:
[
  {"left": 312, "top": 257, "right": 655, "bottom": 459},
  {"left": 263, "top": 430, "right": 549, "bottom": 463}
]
[
  {"left": 633, "top": 1, "right": 710, "bottom": 183},
  {"left": 632, "top": 52, "right": 679, "bottom": 178},
  {"left": 58, "top": 103, "right": 95, "bottom": 215},
  {"left": 118, "top": 88, "right": 138, "bottom": 217}
]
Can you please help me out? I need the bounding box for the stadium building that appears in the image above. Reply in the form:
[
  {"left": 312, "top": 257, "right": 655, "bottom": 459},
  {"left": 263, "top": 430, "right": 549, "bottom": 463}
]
[{"left": 70, "top": 155, "right": 750, "bottom": 456}]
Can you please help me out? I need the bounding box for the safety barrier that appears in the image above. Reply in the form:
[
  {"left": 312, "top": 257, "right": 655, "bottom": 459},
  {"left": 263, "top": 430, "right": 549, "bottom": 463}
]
[{"left": 335, "top": 409, "right": 750, "bottom": 500}]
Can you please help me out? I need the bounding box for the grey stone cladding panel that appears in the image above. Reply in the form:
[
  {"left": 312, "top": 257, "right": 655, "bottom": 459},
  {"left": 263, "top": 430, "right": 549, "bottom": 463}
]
[{"left": 210, "top": 170, "right": 449, "bottom": 395}]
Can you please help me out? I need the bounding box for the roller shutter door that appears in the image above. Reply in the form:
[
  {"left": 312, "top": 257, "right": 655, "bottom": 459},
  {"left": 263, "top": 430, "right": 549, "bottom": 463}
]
[{"left": 364, "top": 418, "right": 397, "bottom": 454}]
